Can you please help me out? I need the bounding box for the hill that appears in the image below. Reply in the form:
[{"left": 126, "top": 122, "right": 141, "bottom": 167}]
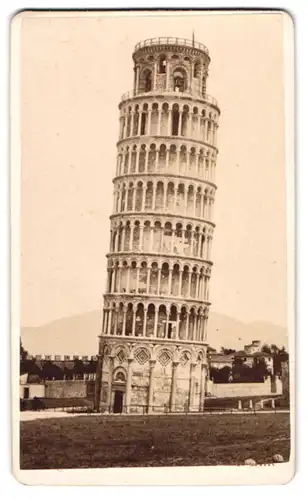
[{"left": 21, "top": 310, "right": 289, "bottom": 357}]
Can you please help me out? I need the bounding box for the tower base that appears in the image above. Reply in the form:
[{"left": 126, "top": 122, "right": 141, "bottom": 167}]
[{"left": 98, "top": 337, "right": 208, "bottom": 414}]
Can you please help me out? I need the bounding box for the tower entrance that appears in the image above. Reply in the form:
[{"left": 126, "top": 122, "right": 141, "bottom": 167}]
[{"left": 113, "top": 391, "right": 124, "bottom": 413}]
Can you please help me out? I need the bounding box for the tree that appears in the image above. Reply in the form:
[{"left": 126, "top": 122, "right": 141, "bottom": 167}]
[
  {"left": 210, "top": 366, "right": 231, "bottom": 383},
  {"left": 261, "top": 344, "right": 271, "bottom": 354},
  {"left": 220, "top": 348, "right": 236, "bottom": 355},
  {"left": 84, "top": 359, "right": 97, "bottom": 376},
  {"left": 20, "top": 355, "right": 42, "bottom": 377},
  {"left": 73, "top": 359, "right": 85, "bottom": 379},
  {"left": 63, "top": 366, "right": 74, "bottom": 380},
  {"left": 273, "top": 346, "right": 289, "bottom": 375},
  {"left": 41, "top": 361, "right": 64, "bottom": 380},
  {"left": 20, "top": 340, "right": 28, "bottom": 360},
  {"left": 254, "top": 357, "right": 271, "bottom": 381},
  {"left": 270, "top": 344, "right": 279, "bottom": 355}
]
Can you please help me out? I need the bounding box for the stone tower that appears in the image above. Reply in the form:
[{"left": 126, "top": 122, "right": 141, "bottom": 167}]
[{"left": 97, "top": 37, "right": 220, "bottom": 414}]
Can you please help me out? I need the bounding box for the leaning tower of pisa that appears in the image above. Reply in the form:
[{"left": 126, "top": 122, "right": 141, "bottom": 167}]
[{"left": 97, "top": 37, "right": 220, "bottom": 414}]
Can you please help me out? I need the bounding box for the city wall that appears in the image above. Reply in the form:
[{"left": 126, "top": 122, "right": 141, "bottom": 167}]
[{"left": 44, "top": 380, "right": 95, "bottom": 399}]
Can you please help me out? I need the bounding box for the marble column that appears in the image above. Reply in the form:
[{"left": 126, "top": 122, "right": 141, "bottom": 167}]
[
  {"left": 187, "top": 271, "right": 192, "bottom": 297},
  {"left": 153, "top": 62, "right": 157, "bottom": 90},
  {"left": 146, "top": 111, "right": 152, "bottom": 136},
  {"left": 197, "top": 115, "right": 201, "bottom": 139},
  {"left": 165, "top": 308, "right": 170, "bottom": 337},
  {"left": 153, "top": 307, "right": 159, "bottom": 337},
  {"left": 157, "top": 108, "right": 161, "bottom": 135},
  {"left": 137, "top": 113, "right": 142, "bottom": 136},
  {"left": 144, "top": 149, "right": 149, "bottom": 174},
  {"left": 167, "top": 110, "right": 172, "bottom": 135},
  {"left": 123, "top": 114, "right": 128, "bottom": 139},
  {"left": 142, "top": 308, "right": 148, "bottom": 337},
  {"left": 106, "top": 355, "right": 115, "bottom": 411},
  {"left": 176, "top": 312, "right": 181, "bottom": 339},
  {"left": 124, "top": 189, "right": 129, "bottom": 212},
  {"left": 170, "top": 361, "right": 179, "bottom": 412},
  {"left": 148, "top": 360, "right": 156, "bottom": 412},
  {"left": 178, "top": 269, "right": 183, "bottom": 297},
  {"left": 165, "top": 61, "right": 170, "bottom": 90},
  {"left": 193, "top": 190, "right": 197, "bottom": 217},
  {"left": 132, "top": 308, "right": 137, "bottom": 336},
  {"left": 110, "top": 269, "right": 116, "bottom": 293},
  {"left": 199, "top": 363, "right": 207, "bottom": 411},
  {"left": 157, "top": 267, "right": 162, "bottom": 295},
  {"left": 136, "top": 66, "right": 140, "bottom": 91},
  {"left": 176, "top": 149, "right": 180, "bottom": 174},
  {"left": 113, "top": 308, "right": 119, "bottom": 335},
  {"left": 188, "top": 362, "right": 197, "bottom": 411},
  {"left": 146, "top": 267, "right": 151, "bottom": 294},
  {"left": 125, "top": 358, "right": 133, "bottom": 413},
  {"left": 168, "top": 269, "right": 172, "bottom": 295},
  {"left": 107, "top": 309, "right": 112, "bottom": 335},
  {"left": 186, "top": 149, "right": 190, "bottom": 175},
  {"left": 141, "top": 187, "right": 146, "bottom": 211},
  {"left": 162, "top": 183, "right": 167, "bottom": 209},
  {"left": 178, "top": 111, "right": 183, "bottom": 137},
  {"left": 129, "top": 224, "right": 134, "bottom": 251},
  {"left": 187, "top": 113, "right": 192, "bottom": 137},
  {"left": 185, "top": 312, "right": 190, "bottom": 340},
  {"left": 128, "top": 149, "right": 132, "bottom": 173},
  {"left": 132, "top": 187, "right": 137, "bottom": 211},
  {"left": 152, "top": 182, "right": 157, "bottom": 210},
  {"left": 192, "top": 314, "right": 197, "bottom": 341},
  {"left": 136, "top": 149, "right": 140, "bottom": 173},
  {"left": 122, "top": 307, "right": 127, "bottom": 336}
]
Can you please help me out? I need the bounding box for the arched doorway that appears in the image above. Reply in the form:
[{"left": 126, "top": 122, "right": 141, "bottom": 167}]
[
  {"left": 112, "top": 370, "right": 126, "bottom": 413},
  {"left": 113, "top": 390, "right": 124, "bottom": 414}
]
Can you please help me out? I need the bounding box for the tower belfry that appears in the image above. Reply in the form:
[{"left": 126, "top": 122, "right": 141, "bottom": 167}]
[{"left": 98, "top": 36, "right": 220, "bottom": 414}]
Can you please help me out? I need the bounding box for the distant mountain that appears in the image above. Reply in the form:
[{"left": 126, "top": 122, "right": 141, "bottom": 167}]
[
  {"left": 207, "top": 313, "right": 288, "bottom": 351},
  {"left": 21, "top": 310, "right": 289, "bottom": 357}
]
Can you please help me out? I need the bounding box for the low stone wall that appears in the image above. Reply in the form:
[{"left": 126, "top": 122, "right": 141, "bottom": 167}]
[
  {"left": 206, "top": 377, "right": 282, "bottom": 398},
  {"left": 45, "top": 380, "right": 95, "bottom": 399}
]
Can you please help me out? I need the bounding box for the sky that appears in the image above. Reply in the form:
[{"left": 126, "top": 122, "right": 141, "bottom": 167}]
[{"left": 19, "top": 11, "right": 288, "bottom": 328}]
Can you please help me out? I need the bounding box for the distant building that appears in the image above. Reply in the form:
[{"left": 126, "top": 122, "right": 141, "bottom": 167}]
[
  {"left": 233, "top": 340, "right": 274, "bottom": 374},
  {"left": 19, "top": 373, "right": 45, "bottom": 400},
  {"left": 208, "top": 340, "right": 274, "bottom": 375},
  {"left": 209, "top": 353, "right": 233, "bottom": 369}
]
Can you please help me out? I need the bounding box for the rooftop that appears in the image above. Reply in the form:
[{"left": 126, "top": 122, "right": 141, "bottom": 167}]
[
  {"left": 234, "top": 350, "right": 273, "bottom": 358},
  {"left": 134, "top": 37, "right": 209, "bottom": 55},
  {"left": 209, "top": 354, "right": 234, "bottom": 363}
]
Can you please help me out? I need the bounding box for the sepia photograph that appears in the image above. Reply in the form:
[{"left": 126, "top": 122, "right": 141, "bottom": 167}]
[{"left": 11, "top": 9, "right": 294, "bottom": 485}]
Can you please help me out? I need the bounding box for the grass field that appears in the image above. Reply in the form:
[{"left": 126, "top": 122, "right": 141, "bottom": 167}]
[{"left": 20, "top": 413, "right": 290, "bottom": 469}]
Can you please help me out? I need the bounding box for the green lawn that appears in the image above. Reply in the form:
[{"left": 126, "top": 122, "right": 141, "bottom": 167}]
[{"left": 20, "top": 413, "right": 290, "bottom": 469}]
